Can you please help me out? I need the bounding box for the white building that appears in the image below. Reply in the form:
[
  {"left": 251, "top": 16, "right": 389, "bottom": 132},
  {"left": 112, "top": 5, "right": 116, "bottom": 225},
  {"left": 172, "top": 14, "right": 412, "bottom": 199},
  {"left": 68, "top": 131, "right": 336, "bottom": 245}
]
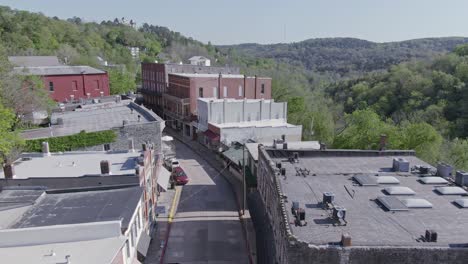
[
  {"left": 188, "top": 56, "right": 211, "bottom": 66},
  {"left": 197, "top": 98, "right": 302, "bottom": 148}
]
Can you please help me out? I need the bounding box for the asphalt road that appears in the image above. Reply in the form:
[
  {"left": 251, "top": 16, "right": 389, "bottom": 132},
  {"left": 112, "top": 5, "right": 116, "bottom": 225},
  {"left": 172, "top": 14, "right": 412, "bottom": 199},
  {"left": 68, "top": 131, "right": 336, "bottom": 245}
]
[{"left": 162, "top": 140, "right": 249, "bottom": 264}]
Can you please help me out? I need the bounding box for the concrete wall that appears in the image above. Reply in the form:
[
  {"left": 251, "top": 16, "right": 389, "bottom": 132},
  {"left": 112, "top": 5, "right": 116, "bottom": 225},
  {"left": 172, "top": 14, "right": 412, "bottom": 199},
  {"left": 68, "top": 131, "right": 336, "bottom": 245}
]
[
  {"left": 197, "top": 98, "right": 288, "bottom": 131},
  {"left": 219, "top": 125, "right": 302, "bottom": 145}
]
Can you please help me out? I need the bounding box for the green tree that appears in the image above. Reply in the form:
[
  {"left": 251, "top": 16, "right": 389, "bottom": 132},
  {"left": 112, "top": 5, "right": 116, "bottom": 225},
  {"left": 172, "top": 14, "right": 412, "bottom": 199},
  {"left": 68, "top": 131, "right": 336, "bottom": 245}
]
[
  {"left": 0, "top": 103, "right": 23, "bottom": 163},
  {"left": 109, "top": 68, "right": 136, "bottom": 95},
  {"left": 400, "top": 122, "right": 443, "bottom": 163}
]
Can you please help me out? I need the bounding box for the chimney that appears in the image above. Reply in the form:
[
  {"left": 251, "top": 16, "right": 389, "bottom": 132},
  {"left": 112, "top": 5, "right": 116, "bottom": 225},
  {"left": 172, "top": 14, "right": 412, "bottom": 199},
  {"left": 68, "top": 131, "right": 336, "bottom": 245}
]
[
  {"left": 100, "top": 160, "right": 110, "bottom": 175},
  {"left": 281, "top": 134, "right": 286, "bottom": 142},
  {"left": 3, "top": 164, "right": 15, "bottom": 179},
  {"left": 128, "top": 139, "right": 135, "bottom": 153},
  {"left": 341, "top": 233, "right": 352, "bottom": 247},
  {"left": 42, "top": 142, "right": 51, "bottom": 157},
  {"left": 142, "top": 143, "right": 147, "bottom": 151},
  {"left": 137, "top": 115, "right": 141, "bottom": 122},
  {"left": 379, "top": 134, "right": 387, "bottom": 151}
]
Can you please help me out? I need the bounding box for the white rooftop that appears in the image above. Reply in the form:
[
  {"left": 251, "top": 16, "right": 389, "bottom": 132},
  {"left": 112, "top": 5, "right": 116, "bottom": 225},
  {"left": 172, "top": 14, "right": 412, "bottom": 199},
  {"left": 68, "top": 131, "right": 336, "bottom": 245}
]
[
  {"left": 170, "top": 73, "right": 245, "bottom": 78},
  {"left": 0, "top": 151, "right": 140, "bottom": 179},
  {"left": 210, "top": 119, "right": 297, "bottom": 129},
  {"left": 198, "top": 97, "right": 276, "bottom": 103}
]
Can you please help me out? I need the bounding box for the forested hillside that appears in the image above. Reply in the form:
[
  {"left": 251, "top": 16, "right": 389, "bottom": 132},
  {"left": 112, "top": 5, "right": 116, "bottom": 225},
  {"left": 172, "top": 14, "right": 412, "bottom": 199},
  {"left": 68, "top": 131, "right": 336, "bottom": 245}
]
[{"left": 220, "top": 37, "right": 468, "bottom": 80}]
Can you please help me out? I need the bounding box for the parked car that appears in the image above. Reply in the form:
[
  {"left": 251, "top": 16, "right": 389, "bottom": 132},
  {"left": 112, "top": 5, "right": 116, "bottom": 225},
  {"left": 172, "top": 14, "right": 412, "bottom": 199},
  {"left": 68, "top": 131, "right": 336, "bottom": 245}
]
[
  {"left": 164, "top": 157, "right": 180, "bottom": 171},
  {"left": 172, "top": 167, "right": 189, "bottom": 185}
]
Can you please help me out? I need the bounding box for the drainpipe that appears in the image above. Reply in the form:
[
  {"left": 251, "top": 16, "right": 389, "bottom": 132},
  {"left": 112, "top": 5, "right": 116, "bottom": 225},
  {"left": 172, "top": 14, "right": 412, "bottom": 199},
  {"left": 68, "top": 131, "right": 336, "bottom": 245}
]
[
  {"left": 218, "top": 73, "right": 222, "bottom": 99},
  {"left": 243, "top": 74, "right": 247, "bottom": 99},
  {"left": 254, "top": 75, "right": 257, "bottom": 99}
]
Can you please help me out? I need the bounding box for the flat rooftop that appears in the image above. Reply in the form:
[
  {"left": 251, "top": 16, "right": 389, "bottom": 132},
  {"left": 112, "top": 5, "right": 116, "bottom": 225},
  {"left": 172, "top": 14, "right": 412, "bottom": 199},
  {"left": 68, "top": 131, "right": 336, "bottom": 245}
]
[
  {"left": 210, "top": 119, "right": 297, "bottom": 129},
  {"left": 21, "top": 100, "right": 159, "bottom": 140},
  {"left": 246, "top": 141, "right": 320, "bottom": 161},
  {"left": 198, "top": 98, "right": 276, "bottom": 103},
  {"left": 265, "top": 149, "right": 468, "bottom": 247},
  {"left": 13, "top": 65, "right": 106, "bottom": 76},
  {"left": 170, "top": 73, "right": 270, "bottom": 79},
  {"left": 0, "top": 151, "right": 140, "bottom": 179},
  {"left": 6, "top": 186, "right": 142, "bottom": 230}
]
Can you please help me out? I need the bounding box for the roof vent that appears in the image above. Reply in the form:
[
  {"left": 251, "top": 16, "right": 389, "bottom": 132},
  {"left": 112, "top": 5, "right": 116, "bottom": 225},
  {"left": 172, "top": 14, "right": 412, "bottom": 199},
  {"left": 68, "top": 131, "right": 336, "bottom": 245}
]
[
  {"left": 425, "top": 230, "right": 437, "bottom": 242},
  {"left": 384, "top": 186, "right": 416, "bottom": 195},
  {"left": 435, "top": 186, "right": 467, "bottom": 195},
  {"left": 294, "top": 208, "right": 307, "bottom": 227},
  {"left": 291, "top": 201, "right": 299, "bottom": 215},
  {"left": 100, "top": 160, "right": 110, "bottom": 175},
  {"left": 419, "top": 177, "right": 448, "bottom": 185},
  {"left": 103, "top": 143, "right": 111, "bottom": 151}
]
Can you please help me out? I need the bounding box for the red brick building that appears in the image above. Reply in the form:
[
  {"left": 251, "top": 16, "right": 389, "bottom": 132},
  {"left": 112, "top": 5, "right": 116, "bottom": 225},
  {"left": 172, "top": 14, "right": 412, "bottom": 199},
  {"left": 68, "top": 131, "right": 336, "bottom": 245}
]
[
  {"left": 140, "top": 62, "right": 240, "bottom": 116},
  {"left": 9, "top": 56, "right": 109, "bottom": 103}
]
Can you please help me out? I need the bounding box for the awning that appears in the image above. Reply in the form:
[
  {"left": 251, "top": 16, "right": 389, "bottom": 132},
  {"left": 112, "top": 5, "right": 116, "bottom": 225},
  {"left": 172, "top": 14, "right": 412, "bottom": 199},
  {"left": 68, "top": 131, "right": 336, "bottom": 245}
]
[
  {"left": 204, "top": 130, "right": 220, "bottom": 141},
  {"left": 136, "top": 232, "right": 151, "bottom": 262},
  {"left": 157, "top": 166, "right": 171, "bottom": 191}
]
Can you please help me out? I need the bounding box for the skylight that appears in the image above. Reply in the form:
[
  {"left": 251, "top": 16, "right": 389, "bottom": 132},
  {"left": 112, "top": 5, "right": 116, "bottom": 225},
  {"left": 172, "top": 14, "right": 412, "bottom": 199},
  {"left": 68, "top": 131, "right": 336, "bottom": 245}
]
[{"left": 384, "top": 186, "right": 416, "bottom": 195}]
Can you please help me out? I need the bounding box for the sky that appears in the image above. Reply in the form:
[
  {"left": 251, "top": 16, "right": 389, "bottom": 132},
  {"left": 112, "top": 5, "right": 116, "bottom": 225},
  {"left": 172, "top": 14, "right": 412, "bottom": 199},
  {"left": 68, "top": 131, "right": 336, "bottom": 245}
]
[{"left": 0, "top": 0, "right": 467, "bottom": 45}]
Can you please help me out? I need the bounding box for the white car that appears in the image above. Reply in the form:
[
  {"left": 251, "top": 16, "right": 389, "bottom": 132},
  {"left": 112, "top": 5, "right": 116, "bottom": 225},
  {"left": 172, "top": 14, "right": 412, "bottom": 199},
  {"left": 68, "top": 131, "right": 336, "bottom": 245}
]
[{"left": 164, "top": 158, "right": 180, "bottom": 171}]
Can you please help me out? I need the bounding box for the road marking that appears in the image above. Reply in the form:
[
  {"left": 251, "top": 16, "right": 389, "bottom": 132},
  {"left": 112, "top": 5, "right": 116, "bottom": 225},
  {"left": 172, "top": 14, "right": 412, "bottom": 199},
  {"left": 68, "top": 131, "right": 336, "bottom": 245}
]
[{"left": 168, "top": 187, "right": 181, "bottom": 223}]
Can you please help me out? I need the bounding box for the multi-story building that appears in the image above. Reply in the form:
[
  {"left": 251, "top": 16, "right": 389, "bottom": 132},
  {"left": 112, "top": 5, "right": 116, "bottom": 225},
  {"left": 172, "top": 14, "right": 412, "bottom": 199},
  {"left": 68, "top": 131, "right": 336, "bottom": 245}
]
[
  {"left": 254, "top": 144, "right": 468, "bottom": 264},
  {"left": 9, "top": 56, "right": 110, "bottom": 103},
  {"left": 197, "top": 98, "right": 301, "bottom": 148},
  {"left": 140, "top": 61, "right": 240, "bottom": 116}
]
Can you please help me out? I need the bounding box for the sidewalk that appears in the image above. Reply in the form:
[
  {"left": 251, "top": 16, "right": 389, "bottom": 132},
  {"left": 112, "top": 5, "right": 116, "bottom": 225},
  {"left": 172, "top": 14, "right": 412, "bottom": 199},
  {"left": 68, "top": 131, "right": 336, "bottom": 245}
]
[
  {"left": 166, "top": 128, "right": 257, "bottom": 264},
  {"left": 144, "top": 186, "right": 180, "bottom": 263}
]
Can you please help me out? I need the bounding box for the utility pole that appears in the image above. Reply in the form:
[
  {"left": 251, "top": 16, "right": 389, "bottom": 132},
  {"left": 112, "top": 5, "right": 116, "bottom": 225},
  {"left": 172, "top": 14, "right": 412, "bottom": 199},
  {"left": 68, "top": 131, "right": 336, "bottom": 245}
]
[{"left": 242, "top": 144, "right": 246, "bottom": 216}]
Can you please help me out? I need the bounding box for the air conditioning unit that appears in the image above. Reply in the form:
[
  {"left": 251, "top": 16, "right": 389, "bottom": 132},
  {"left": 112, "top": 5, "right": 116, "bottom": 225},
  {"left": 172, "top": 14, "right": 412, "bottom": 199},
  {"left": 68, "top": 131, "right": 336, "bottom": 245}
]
[
  {"left": 419, "top": 165, "right": 430, "bottom": 175},
  {"left": 332, "top": 206, "right": 346, "bottom": 221},
  {"left": 455, "top": 171, "right": 468, "bottom": 187},
  {"left": 295, "top": 208, "right": 307, "bottom": 227},
  {"left": 323, "top": 192, "right": 335, "bottom": 205},
  {"left": 425, "top": 229, "right": 437, "bottom": 242}
]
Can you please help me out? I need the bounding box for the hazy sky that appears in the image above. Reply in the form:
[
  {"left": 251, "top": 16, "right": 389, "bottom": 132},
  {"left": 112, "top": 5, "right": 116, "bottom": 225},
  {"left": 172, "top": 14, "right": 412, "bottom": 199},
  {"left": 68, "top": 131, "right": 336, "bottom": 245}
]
[{"left": 1, "top": 0, "right": 467, "bottom": 45}]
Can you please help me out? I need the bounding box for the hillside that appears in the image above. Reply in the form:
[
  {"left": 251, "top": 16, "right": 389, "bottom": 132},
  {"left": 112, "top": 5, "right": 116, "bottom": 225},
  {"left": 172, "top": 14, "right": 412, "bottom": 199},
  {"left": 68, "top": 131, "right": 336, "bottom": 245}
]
[{"left": 219, "top": 37, "right": 468, "bottom": 79}]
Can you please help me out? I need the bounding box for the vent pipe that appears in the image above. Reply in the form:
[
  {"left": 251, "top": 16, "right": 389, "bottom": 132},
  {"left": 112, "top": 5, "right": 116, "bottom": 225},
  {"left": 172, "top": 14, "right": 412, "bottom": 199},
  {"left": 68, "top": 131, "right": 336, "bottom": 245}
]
[
  {"left": 100, "top": 160, "right": 110, "bottom": 175},
  {"left": 42, "top": 142, "right": 51, "bottom": 157},
  {"left": 128, "top": 139, "right": 135, "bottom": 153}
]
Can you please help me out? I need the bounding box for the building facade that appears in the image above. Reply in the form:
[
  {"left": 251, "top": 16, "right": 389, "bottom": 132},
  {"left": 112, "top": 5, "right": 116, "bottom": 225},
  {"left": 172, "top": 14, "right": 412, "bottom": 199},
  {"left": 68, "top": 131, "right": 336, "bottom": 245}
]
[
  {"left": 197, "top": 98, "right": 301, "bottom": 148},
  {"left": 9, "top": 56, "right": 110, "bottom": 103},
  {"left": 140, "top": 62, "right": 240, "bottom": 116}
]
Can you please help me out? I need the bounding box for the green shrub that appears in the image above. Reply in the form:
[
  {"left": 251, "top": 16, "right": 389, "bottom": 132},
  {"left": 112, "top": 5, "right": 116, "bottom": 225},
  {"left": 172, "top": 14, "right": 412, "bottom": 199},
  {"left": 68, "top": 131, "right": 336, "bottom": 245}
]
[{"left": 25, "top": 130, "right": 116, "bottom": 152}]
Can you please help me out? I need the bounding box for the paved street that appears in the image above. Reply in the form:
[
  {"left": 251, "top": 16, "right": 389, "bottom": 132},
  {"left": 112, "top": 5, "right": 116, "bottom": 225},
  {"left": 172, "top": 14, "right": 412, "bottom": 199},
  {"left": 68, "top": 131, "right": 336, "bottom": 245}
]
[{"left": 161, "top": 140, "right": 249, "bottom": 264}]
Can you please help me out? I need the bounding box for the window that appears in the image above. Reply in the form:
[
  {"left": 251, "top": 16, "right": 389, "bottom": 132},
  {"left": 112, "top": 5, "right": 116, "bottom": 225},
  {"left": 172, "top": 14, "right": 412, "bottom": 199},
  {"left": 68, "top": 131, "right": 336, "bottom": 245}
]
[
  {"left": 261, "top": 83, "right": 265, "bottom": 94},
  {"left": 238, "top": 85, "right": 243, "bottom": 97},
  {"left": 49, "top": 82, "right": 54, "bottom": 92},
  {"left": 94, "top": 80, "right": 100, "bottom": 90},
  {"left": 223, "top": 86, "right": 227, "bottom": 97},
  {"left": 72, "top": 81, "right": 78, "bottom": 91},
  {"left": 199, "top": 87, "right": 203, "bottom": 98}
]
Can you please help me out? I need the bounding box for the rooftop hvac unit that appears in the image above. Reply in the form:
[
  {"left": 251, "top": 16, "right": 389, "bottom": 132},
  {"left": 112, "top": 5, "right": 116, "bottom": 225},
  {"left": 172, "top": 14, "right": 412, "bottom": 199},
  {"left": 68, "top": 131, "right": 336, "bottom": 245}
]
[
  {"left": 455, "top": 171, "right": 468, "bottom": 187},
  {"left": 393, "top": 158, "right": 409, "bottom": 172},
  {"left": 295, "top": 208, "right": 307, "bottom": 227},
  {"left": 276, "top": 162, "right": 282, "bottom": 169},
  {"left": 323, "top": 192, "right": 335, "bottom": 206},
  {"left": 437, "top": 163, "right": 453, "bottom": 178},
  {"left": 332, "top": 206, "right": 347, "bottom": 221},
  {"left": 103, "top": 143, "right": 111, "bottom": 151}
]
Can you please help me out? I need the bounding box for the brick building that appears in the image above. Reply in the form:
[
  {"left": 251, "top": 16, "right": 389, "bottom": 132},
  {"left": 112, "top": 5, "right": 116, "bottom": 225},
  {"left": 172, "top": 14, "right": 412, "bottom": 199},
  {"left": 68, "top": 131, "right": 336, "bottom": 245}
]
[
  {"left": 253, "top": 144, "right": 468, "bottom": 264},
  {"left": 140, "top": 62, "right": 240, "bottom": 116},
  {"left": 9, "top": 56, "right": 110, "bottom": 103}
]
